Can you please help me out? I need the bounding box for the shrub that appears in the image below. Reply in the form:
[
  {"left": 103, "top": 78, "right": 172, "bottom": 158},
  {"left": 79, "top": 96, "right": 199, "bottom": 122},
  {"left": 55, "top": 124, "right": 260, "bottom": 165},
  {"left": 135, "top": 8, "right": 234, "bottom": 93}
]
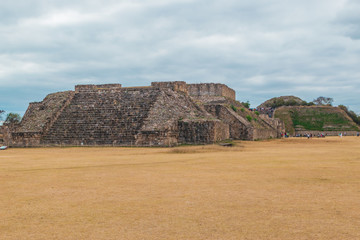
[
  {"left": 241, "top": 108, "right": 245, "bottom": 112},
  {"left": 230, "top": 105, "right": 237, "bottom": 112},
  {"left": 246, "top": 115, "right": 252, "bottom": 121}
]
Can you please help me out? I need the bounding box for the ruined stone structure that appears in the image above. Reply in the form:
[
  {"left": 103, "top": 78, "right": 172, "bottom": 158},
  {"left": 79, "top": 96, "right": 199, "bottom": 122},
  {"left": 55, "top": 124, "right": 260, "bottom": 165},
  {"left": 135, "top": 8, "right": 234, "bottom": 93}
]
[{"left": 3, "top": 82, "right": 284, "bottom": 147}]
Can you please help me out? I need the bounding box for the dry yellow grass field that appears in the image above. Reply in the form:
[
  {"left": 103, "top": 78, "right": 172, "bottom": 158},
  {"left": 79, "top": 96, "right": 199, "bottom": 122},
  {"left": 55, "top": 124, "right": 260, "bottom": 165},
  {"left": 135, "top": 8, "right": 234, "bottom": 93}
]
[{"left": 1, "top": 137, "right": 360, "bottom": 240}]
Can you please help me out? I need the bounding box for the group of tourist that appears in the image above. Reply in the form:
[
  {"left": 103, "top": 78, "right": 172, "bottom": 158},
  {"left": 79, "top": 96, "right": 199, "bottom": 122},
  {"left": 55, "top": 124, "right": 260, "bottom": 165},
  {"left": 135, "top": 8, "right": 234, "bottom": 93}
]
[
  {"left": 249, "top": 107, "right": 275, "bottom": 118},
  {"left": 281, "top": 133, "right": 290, "bottom": 138},
  {"left": 301, "top": 133, "right": 323, "bottom": 139},
  {"left": 287, "top": 132, "right": 360, "bottom": 138}
]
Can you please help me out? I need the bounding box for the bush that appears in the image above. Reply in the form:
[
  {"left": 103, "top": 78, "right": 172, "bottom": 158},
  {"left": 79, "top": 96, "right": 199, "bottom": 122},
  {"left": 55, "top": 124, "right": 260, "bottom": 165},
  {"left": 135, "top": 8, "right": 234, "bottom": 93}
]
[
  {"left": 241, "top": 108, "right": 245, "bottom": 112},
  {"left": 255, "top": 111, "right": 259, "bottom": 116},
  {"left": 230, "top": 105, "right": 237, "bottom": 112},
  {"left": 246, "top": 115, "right": 252, "bottom": 121},
  {"left": 307, "top": 102, "right": 315, "bottom": 106}
]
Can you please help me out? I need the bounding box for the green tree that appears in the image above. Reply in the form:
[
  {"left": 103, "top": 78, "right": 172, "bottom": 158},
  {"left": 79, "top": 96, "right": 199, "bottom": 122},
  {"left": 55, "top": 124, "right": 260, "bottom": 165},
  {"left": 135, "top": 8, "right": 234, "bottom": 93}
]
[
  {"left": 5, "top": 113, "right": 22, "bottom": 124},
  {"left": 242, "top": 101, "right": 250, "bottom": 109},
  {"left": 313, "top": 96, "right": 333, "bottom": 106}
]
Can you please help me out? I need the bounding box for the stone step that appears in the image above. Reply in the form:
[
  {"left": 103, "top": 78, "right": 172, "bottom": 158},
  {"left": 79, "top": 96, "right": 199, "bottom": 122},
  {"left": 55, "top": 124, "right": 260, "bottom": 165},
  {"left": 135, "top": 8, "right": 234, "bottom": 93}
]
[{"left": 42, "top": 90, "right": 160, "bottom": 145}]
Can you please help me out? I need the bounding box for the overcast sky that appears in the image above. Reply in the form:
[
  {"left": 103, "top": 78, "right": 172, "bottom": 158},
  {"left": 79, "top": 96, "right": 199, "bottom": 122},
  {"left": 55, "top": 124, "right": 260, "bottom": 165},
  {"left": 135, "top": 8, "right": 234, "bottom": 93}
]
[{"left": 1, "top": 0, "right": 359, "bottom": 116}]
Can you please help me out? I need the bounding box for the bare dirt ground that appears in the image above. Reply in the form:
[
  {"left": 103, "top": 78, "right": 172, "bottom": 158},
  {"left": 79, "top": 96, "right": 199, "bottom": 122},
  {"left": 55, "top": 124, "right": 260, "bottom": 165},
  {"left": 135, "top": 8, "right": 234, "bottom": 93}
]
[{"left": 1, "top": 137, "right": 360, "bottom": 240}]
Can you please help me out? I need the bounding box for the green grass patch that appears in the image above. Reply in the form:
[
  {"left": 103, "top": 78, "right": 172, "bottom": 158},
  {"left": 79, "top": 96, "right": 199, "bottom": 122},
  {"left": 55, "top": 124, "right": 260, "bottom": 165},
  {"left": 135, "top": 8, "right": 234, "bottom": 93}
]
[{"left": 290, "top": 108, "right": 359, "bottom": 131}]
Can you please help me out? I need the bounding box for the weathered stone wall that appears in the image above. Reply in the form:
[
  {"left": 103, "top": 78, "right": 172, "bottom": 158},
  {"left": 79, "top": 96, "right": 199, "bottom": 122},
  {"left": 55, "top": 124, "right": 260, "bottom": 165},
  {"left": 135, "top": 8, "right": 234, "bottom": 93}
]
[
  {"left": 187, "top": 83, "right": 236, "bottom": 100},
  {"left": 259, "top": 114, "right": 285, "bottom": 138},
  {"left": 141, "top": 88, "right": 211, "bottom": 132},
  {"left": 10, "top": 132, "right": 42, "bottom": 147},
  {"left": 204, "top": 104, "right": 252, "bottom": 140},
  {"left": 1, "top": 124, "right": 19, "bottom": 146},
  {"left": 75, "top": 84, "right": 122, "bottom": 93},
  {"left": 18, "top": 91, "right": 74, "bottom": 133},
  {"left": 252, "top": 129, "right": 278, "bottom": 140},
  {"left": 203, "top": 103, "right": 282, "bottom": 140},
  {"left": 178, "top": 120, "right": 229, "bottom": 144},
  {"left": 135, "top": 130, "right": 179, "bottom": 146},
  {"left": 151, "top": 81, "right": 188, "bottom": 93},
  {"left": 1, "top": 125, "right": 11, "bottom": 145}
]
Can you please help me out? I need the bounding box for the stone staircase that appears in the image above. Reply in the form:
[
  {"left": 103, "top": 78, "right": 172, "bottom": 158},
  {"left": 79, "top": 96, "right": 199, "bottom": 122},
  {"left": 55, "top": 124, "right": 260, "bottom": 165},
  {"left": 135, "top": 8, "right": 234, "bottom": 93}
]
[{"left": 42, "top": 88, "right": 160, "bottom": 145}]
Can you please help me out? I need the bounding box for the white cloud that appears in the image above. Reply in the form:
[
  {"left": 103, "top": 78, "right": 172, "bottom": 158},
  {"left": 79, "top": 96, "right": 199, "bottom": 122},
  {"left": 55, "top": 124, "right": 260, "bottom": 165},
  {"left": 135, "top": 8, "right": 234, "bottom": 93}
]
[
  {"left": 19, "top": 10, "right": 100, "bottom": 27},
  {"left": 0, "top": 0, "right": 360, "bottom": 114}
]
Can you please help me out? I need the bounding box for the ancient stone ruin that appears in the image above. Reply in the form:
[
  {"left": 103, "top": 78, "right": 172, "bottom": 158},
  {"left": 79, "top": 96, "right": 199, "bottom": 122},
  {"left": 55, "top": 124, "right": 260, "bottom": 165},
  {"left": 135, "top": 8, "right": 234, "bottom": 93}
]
[{"left": 2, "top": 82, "right": 284, "bottom": 147}]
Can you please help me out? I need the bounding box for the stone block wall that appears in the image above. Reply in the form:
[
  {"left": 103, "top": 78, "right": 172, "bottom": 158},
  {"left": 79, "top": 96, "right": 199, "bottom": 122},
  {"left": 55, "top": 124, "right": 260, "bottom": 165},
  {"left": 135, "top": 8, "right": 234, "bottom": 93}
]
[
  {"left": 204, "top": 104, "right": 252, "bottom": 140},
  {"left": 135, "top": 130, "right": 179, "bottom": 146},
  {"left": 178, "top": 120, "right": 229, "bottom": 144},
  {"left": 259, "top": 114, "right": 285, "bottom": 138},
  {"left": 2, "top": 124, "right": 19, "bottom": 146},
  {"left": 141, "top": 88, "right": 211, "bottom": 132},
  {"left": 10, "top": 132, "right": 42, "bottom": 147},
  {"left": 187, "top": 83, "right": 236, "bottom": 100},
  {"left": 75, "top": 84, "right": 122, "bottom": 93},
  {"left": 151, "top": 81, "right": 188, "bottom": 93},
  {"left": 252, "top": 129, "right": 278, "bottom": 140}
]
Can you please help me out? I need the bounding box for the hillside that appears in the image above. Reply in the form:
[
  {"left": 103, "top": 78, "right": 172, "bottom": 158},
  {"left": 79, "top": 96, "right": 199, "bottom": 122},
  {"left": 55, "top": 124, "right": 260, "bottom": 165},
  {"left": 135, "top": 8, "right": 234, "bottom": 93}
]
[
  {"left": 274, "top": 106, "right": 360, "bottom": 135},
  {"left": 258, "top": 96, "right": 307, "bottom": 109}
]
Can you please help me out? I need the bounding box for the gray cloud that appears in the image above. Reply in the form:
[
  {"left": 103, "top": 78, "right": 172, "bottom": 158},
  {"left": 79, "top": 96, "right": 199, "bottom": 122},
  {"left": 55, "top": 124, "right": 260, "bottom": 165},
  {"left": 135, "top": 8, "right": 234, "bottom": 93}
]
[{"left": 1, "top": 0, "right": 360, "bottom": 115}]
